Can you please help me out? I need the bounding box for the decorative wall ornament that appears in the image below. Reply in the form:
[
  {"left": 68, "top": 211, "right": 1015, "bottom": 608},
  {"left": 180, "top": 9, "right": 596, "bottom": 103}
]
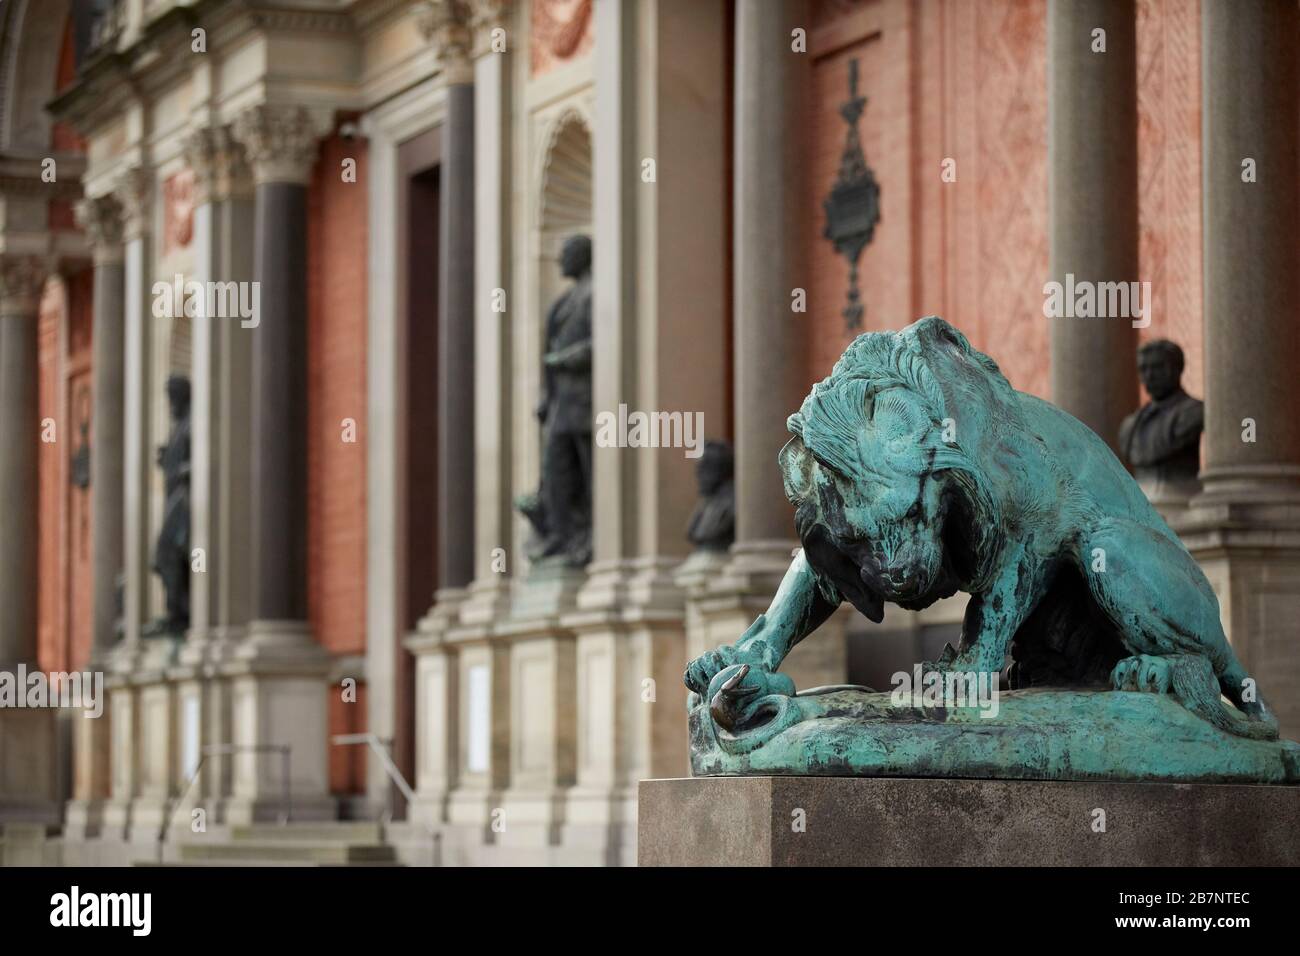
[
  {"left": 418, "top": 0, "right": 474, "bottom": 82},
  {"left": 822, "top": 58, "right": 881, "bottom": 332},
  {"left": 232, "top": 104, "right": 321, "bottom": 186},
  {"left": 162, "top": 169, "right": 195, "bottom": 254},
  {"left": 530, "top": 0, "right": 593, "bottom": 76},
  {"left": 0, "top": 254, "right": 47, "bottom": 313},
  {"left": 74, "top": 193, "right": 125, "bottom": 261}
]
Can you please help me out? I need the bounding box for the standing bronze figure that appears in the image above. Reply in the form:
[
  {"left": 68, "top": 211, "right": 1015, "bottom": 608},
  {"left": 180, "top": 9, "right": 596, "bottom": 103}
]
[
  {"left": 144, "top": 374, "right": 191, "bottom": 637},
  {"left": 516, "top": 234, "right": 593, "bottom": 567}
]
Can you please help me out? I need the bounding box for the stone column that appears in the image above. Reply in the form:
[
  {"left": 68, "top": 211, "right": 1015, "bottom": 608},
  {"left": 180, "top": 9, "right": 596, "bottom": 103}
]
[
  {"left": 65, "top": 195, "right": 126, "bottom": 837},
  {"left": 171, "top": 124, "right": 253, "bottom": 825},
  {"left": 0, "top": 253, "right": 59, "bottom": 825},
  {"left": 102, "top": 165, "right": 152, "bottom": 839},
  {"left": 1181, "top": 0, "right": 1300, "bottom": 739},
  {"left": 437, "top": 46, "right": 476, "bottom": 600},
  {"left": 1046, "top": 0, "right": 1139, "bottom": 451},
  {"left": 727, "top": 0, "right": 809, "bottom": 584},
  {"left": 410, "top": 0, "right": 510, "bottom": 838},
  {"left": 224, "top": 104, "right": 332, "bottom": 823},
  {"left": 561, "top": 0, "right": 731, "bottom": 866},
  {"left": 0, "top": 254, "right": 45, "bottom": 672}
]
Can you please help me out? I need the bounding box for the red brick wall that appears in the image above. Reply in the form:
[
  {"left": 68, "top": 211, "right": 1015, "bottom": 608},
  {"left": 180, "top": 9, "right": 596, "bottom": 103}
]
[
  {"left": 804, "top": 0, "right": 1051, "bottom": 397},
  {"left": 804, "top": 0, "right": 1205, "bottom": 406},
  {"left": 1136, "top": 0, "right": 1204, "bottom": 398},
  {"left": 307, "top": 134, "right": 369, "bottom": 792},
  {"left": 37, "top": 284, "right": 65, "bottom": 673}
]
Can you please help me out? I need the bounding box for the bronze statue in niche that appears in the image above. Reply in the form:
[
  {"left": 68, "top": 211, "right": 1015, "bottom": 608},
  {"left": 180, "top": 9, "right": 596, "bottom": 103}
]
[{"left": 517, "top": 234, "right": 593, "bottom": 567}]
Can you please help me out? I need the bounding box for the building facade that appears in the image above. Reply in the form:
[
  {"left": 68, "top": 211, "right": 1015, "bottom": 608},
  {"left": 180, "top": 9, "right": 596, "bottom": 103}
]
[{"left": 0, "top": 0, "right": 1297, "bottom": 866}]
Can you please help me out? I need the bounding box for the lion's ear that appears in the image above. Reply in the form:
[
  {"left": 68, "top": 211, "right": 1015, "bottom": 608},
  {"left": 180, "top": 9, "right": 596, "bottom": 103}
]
[
  {"left": 779, "top": 436, "right": 813, "bottom": 505},
  {"left": 786, "top": 412, "right": 805, "bottom": 437}
]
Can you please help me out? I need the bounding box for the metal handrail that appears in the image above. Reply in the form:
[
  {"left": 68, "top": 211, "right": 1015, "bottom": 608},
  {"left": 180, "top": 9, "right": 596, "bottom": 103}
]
[
  {"left": 332, "top": 733, "right": 440, "bottom": 864},
  {"left": 331, "top": 733, "right": 414, "bottom": 822},
  {"left": 157, "top": 743, "right": 292, "bottom": 863}
]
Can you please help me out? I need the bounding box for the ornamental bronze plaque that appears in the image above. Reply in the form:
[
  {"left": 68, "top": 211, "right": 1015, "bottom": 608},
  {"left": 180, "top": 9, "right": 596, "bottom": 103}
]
[{"left": 823, "top": 58, "right": 881, "bottom": 332}]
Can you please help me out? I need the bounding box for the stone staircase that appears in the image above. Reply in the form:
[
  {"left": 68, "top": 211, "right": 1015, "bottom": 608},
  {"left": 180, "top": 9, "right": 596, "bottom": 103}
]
[{"left": 136, "top": 821, "right": 402, "bottom": 867}]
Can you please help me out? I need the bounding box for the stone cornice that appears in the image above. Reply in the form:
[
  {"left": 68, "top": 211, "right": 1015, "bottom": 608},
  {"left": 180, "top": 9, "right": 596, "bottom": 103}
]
[{"left": 232, "top": 104, "right": 321, "bottom": 187}]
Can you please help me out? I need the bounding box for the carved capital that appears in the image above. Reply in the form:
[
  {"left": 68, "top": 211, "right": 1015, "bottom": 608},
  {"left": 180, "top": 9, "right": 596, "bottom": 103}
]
[
  {"left": 115, "top": 166, "right": 153, "bottom": 240},
  {"left": 75, "top": 194, "right": 126, "bottom": 264},
  {"left": 183, "top": 124, "right": 253, "bottom": 203},
  {"left": 469, "top": 0, "right": 511, "bottom": 59},
  {"left": 232, "top": 105, "right": 320, "bottom": 186},
  {"left": 417, "top": 0, "right": 475, "bottom": 83},
  {"left": 0, "top": 254, "right": 48, "bottom": 316}
]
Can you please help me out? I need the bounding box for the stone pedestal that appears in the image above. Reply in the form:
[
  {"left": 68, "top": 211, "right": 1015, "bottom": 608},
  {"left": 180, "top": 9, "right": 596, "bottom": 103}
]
[
  {"left": 221, "top": 621, "right": 333, "bottom": 823},
  {"left": 170, "top": 634, "right": 238, "bottom": 829},
  {"left": 559, "top": 605, "right": 688, "bottom": 867},
  {"left": 405, "top": 591, "right": 464, "bottom": 828},
  {"left": 128, "top": 642, "right": 181, "bottom": 837},
  {"left": 495, "top": 613, "right": 576, "bottom": 855},
  {"left": 442, "top": 624, "right": 510, "bottom": 862},
  {"left": 639, "top": 776, "right": 1300, "bottom": 866},
  {"left": 102, "top": 667, "right": 137, "bottom": 840},
  {"left": 64, "top": 706, "right": 111, "bottom": 838},
  {"left": 0, "top": 707, "right": 60, "bottom": 826}
]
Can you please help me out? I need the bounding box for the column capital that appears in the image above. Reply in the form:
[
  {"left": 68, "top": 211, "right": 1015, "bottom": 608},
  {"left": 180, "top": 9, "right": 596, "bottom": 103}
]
[
  {"left": 469, "top": 0, "right": 512, "bottom": 60},
  {"left": 115, "top": 166, "right": 153, "bottom": 241},
  {"left": 417, "top": 0, "right": 475, "bottom": 84},
  {"left": 75, "top": 193, "right": 126, "bottom": 265},
  {"left": 183, "top": 124, "right": 253, "bottom": 204},
  {"left": 0, "top": 254, "right": 48, "bottom": 316},
  {"left": 232, "top": 104, "right": 321, "bottom": 187}
]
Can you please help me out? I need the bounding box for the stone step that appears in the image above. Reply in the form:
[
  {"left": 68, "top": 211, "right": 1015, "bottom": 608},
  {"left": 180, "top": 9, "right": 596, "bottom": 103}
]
[
  {"left": 134, "top": 859, "right": 403, "bottom": 867},
  {"left": 177, "top": 841, "right": 396, "bottom": 864},
  {"left": 227, "top": 822, "right": 385, "bottom": 843}
]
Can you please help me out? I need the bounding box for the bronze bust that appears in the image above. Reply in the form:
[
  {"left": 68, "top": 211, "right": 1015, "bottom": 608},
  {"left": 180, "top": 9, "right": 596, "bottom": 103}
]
[{"left": 1118, "top": 339, "right": 1203, "bottom": 496}]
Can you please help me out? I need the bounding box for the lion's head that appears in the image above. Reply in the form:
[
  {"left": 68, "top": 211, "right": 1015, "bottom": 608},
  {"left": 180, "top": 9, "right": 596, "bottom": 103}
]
[{"left": 780, "top": 317, "right": 1006, "bottom": 619}]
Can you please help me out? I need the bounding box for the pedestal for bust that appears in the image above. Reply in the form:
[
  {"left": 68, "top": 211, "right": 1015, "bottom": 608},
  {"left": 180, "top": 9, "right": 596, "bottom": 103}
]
[{"left": 639, "top": 775, "right": 1300, "bottom": 866}]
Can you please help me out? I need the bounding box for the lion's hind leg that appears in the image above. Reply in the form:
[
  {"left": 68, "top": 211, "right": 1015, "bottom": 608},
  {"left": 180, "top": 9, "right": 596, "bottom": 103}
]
[{"left": 1083, "top": 517, "right": 1278, "bottom": 741}]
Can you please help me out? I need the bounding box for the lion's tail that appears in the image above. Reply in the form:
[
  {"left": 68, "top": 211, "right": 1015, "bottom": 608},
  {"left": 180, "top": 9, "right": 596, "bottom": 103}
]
[{"left": 1172, "top": 654, "right": 1279, "bottom": 741}]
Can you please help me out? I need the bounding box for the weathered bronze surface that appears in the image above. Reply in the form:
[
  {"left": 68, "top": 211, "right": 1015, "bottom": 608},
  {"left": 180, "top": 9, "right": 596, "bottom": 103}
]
[{"left": 683, "top": 317, "right": 1297, "bottom": 783}]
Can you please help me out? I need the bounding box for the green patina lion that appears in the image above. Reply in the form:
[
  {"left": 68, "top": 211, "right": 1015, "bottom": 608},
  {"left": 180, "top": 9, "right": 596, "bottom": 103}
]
[{"left": 684, "top": 316, "right": 1278, "bottom": 744}]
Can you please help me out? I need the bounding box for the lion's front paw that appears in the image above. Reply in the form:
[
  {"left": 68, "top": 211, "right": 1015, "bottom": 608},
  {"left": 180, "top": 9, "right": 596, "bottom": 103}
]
[
  {"left": 1110, "top": 654, "right": 1172, "bottom": 694},
  {"left": 685, "top": 645, "right": 752, "bottom": 696}
]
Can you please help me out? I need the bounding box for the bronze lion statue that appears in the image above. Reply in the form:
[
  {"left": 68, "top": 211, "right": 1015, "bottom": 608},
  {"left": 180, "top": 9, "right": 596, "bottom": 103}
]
[{"left": 685, "top": 316, "right": 1277, "bottom": 741}]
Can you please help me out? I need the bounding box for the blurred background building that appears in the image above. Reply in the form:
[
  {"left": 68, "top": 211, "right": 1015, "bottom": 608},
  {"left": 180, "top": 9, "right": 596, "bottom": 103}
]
[{"left": 0, "top": 0, "right": 1297, "bottom": 865}]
